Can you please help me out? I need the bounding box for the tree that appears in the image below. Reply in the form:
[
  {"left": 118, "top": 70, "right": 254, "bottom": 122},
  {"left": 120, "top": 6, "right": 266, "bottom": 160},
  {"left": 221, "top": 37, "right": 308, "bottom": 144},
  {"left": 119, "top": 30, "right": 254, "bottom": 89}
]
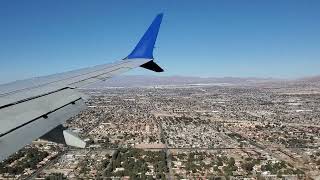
[
  {"left": 241, "top": 161, "right": 255, "bottom": 172},
  {"left": 45, "top": 173, "right": 67, "bottom": 180},
  {"left": 156, "top": 173, "right": 165, "bottom": 180},
  {"left": 228, "top": 157, "right": 235, "bottom": 167},
  {"left": 217, "top": 159, "right": 223, "bottom": 166}
]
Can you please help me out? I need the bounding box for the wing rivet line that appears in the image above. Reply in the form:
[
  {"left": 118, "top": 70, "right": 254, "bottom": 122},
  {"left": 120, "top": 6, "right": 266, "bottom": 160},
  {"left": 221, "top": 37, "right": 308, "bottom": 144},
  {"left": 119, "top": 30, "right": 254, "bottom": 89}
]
[{"left": 0, "top": 98, "right": 82, "bottom": 138}]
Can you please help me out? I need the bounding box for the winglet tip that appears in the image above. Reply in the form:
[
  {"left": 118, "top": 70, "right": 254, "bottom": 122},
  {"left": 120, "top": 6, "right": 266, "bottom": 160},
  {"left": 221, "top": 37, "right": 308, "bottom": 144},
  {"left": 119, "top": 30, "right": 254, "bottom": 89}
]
[
  {"left": 157, "top": 13, "right": 164, "bottom": 19},
  {"left": 126, "top": 13, "right": 164, "bottom": 60}
]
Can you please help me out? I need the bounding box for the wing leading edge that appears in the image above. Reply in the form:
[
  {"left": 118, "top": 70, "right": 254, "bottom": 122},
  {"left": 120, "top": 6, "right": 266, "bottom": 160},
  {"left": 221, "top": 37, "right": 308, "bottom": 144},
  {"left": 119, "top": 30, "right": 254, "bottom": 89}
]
[{"left": 0, "top": 13, "right": 165, "bottom": 161}]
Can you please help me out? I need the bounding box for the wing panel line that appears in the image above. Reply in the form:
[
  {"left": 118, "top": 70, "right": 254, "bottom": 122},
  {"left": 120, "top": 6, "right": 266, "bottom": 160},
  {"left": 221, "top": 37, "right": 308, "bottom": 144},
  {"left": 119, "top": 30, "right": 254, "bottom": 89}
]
[
  {"left": 0, "top": 61, "right": 144, "bottom": 109},
  {"left": 0, "top": 98, "right": 82, "bottom": 138},
  {"left": 0, "top": 87, "right": 69, "bottom": 110},
  {"left": 0, "top": 60, "right": 132, "bottom": 97}
]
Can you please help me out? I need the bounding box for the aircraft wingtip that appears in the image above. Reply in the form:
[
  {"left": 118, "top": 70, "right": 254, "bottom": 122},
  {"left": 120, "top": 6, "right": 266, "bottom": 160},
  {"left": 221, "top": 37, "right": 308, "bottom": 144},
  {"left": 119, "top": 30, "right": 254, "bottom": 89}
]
[{"left": 125, "top": 13, "right": 164, "bottom": 60}]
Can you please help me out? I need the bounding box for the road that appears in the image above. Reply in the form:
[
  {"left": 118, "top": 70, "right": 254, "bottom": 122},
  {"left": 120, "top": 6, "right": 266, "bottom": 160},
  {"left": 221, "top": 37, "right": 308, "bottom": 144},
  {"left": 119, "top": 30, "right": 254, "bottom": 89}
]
[
  {"left": 157, "top": 118, "right": 173, "bottom": 180},
  {"left": 225, "top": 127, "right": 313, "bottom": 179},
  {"left": 28, "top": 147, "right": 68, "bottom": 180}
]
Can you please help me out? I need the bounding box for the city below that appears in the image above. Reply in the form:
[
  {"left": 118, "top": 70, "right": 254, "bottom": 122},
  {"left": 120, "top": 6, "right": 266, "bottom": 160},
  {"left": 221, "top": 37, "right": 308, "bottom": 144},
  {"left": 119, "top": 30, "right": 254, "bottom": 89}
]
[{"left": 1, "top": 75, "right": 320, "bottom": 180}]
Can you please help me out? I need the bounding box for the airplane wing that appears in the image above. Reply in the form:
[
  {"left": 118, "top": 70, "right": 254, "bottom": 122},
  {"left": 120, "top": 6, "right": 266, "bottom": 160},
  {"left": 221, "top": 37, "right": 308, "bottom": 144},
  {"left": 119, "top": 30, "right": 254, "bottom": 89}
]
[{"left": 0, "top": 13, "right": 164, "bottom": 161}]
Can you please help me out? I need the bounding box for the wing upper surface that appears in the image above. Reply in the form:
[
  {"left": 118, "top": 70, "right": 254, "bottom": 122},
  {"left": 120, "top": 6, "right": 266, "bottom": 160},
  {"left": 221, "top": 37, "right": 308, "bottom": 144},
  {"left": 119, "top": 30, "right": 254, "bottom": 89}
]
[
  {"left": 0, "top": 13, "right": 164, "bottom": 162},
  {"left": 0, "top": 59, "right": 150, "bottom": 161}
]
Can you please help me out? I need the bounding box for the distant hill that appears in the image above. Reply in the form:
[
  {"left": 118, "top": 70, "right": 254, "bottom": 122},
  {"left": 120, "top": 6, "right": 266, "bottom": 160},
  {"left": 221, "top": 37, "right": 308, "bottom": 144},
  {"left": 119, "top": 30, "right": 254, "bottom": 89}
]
[
  {"left": 88, "top": 75, "right": 279, "bottom": 88},
  {"left": 297, "top": 75, "right": 320, "bottom": 83}
]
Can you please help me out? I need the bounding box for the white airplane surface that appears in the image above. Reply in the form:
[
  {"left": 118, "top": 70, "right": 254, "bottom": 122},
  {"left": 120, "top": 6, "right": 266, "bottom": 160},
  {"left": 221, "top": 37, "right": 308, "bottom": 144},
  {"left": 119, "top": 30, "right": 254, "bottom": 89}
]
[{"left": 0, "top": 13, "right": 164, "bottom": 161}]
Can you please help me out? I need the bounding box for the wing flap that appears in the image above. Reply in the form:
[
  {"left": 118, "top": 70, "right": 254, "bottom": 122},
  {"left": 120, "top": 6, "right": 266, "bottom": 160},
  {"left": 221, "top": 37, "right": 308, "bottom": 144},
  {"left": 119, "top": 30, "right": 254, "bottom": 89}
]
[
  {"left": 0, "top": 99, "right": 86, "bottom": 161},
  {"left": 0, "top": 88, "right": 83, "bottom": 135}
]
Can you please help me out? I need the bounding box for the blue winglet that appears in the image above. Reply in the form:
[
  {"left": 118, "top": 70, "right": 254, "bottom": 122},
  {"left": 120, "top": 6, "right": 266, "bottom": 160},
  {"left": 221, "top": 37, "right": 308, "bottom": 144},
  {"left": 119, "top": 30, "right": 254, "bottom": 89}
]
[{"left": 126, "top": 13, "right": 163, "bottom": 59}]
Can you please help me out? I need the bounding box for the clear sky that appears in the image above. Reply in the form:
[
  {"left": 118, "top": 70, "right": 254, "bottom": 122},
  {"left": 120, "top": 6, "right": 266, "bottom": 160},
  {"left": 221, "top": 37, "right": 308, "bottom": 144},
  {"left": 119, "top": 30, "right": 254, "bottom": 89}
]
[{"left": 0, "top": 0, "right": 320, "bottom": 84}]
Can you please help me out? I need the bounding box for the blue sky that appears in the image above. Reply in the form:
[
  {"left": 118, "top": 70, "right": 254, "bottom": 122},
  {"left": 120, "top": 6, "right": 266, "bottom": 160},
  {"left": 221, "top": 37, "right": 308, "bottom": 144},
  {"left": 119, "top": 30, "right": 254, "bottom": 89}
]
[{"left": 0, "top": 0, "right": 320, "bottom": 84}]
